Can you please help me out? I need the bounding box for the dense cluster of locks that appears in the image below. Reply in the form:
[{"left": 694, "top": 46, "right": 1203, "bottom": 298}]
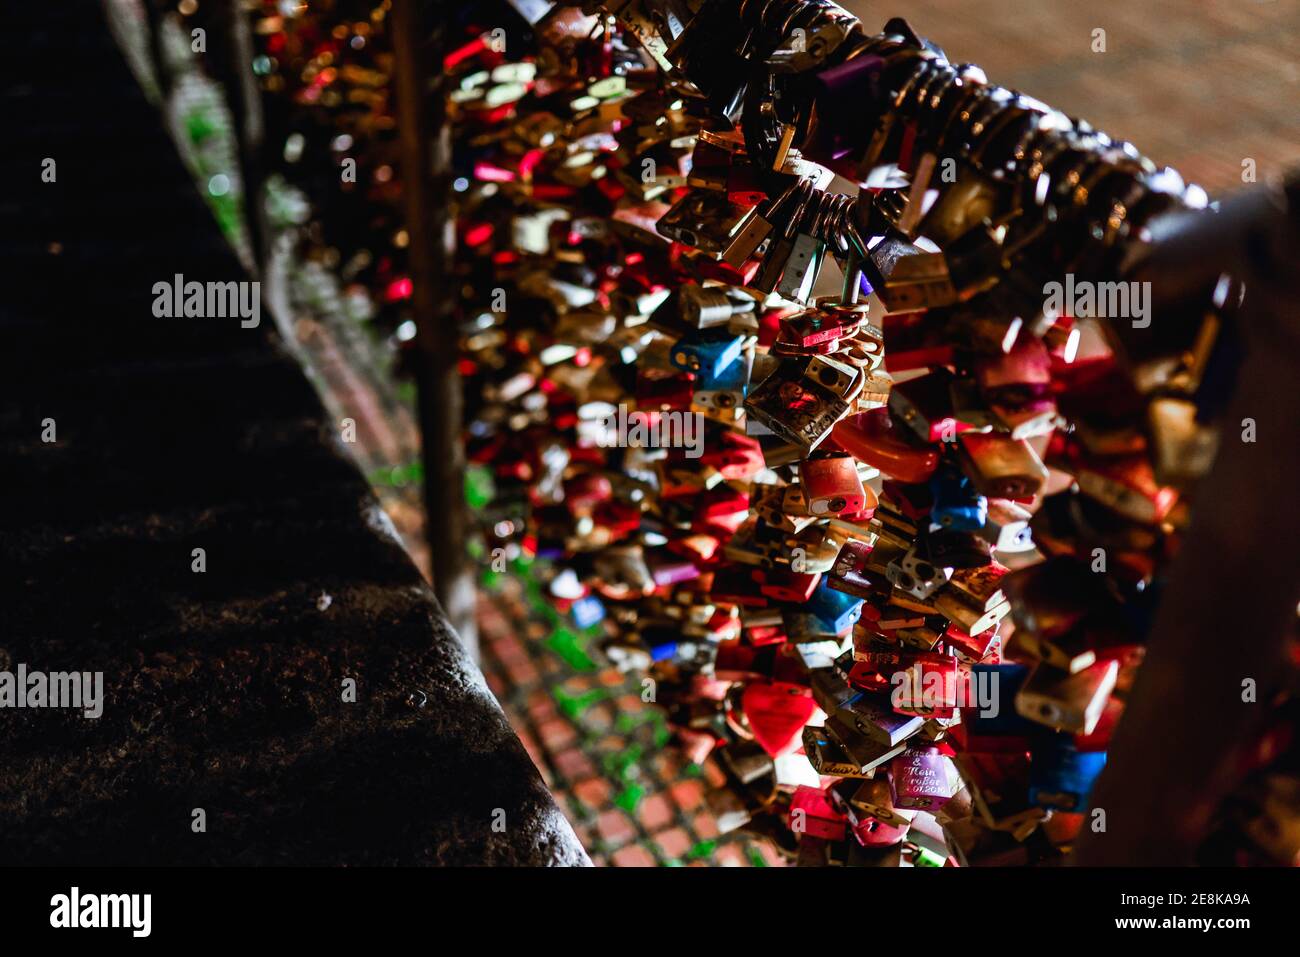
[{"left": 437, "top": 0, "right": 1294, "bottom": 865}]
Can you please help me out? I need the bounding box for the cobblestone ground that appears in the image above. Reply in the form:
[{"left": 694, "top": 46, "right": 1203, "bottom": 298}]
[{"left": 478, "top": 571, "right": 784, "bottom": 867}]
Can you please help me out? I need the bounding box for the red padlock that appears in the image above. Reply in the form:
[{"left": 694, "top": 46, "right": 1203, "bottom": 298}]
[
  {"left": 742, "top": 681, "right": 817, "bottom": 756},
  {"left": 789, "top": 785, "right": 848, "bottom": 841},
  {"left": 801, "top": 454, "right": 870, "bottom": 516},
  {"left": 832, "top": 408, "right": 940, "bottom": 484}
]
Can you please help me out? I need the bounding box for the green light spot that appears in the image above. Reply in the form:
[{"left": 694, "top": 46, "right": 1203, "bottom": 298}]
[
  {"left": 614, "top": 783, "right": 644, "bottom": 814},
  {"left": 185, "top": 113, "right": 216, "bottom": 144},
  {"left": 546, "top": 627, "right": 595, "bottom": 671},
  {"left": 687, "top": 840, "right": 717, "bottom": 860},
  {"left": 465, "top": 465, "right": 494, "bottom": 509},
  {"left": 553, "top": 687, "right": 607, "bottom": 720},
  {"left": 603, "top": 744, "right": 643, "bottom": 781},
  {"left": 615, "top": 710, "right": 656, "bottom": 734}
]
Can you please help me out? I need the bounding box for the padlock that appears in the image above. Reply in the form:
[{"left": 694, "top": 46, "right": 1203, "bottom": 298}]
[
  {"left": 673, "top": 428, "right": 764, "bottom": 483},
  {"left": 824, "top": 716, "right": 910, "bottom": 774},
  {"left": 804, "top": 724, "right": 877, "bottom": 779},
  {"left": 849, "top": 777, "right": 917, "bottom": 830},
  {"left": 679, "top": 282, "right": 759, "bottom": 329},
  {"left": 801, "top": 453, "right": 869, "bottom": 516},
  {"left": 947, "top": 562, "right": 1009, "bottom": 615},
  {"left": 847, "top": 648, "right": 920, "bottom": 692},
  {"left": 788, "top": 785, "right": 849, "bottom": 842},
  {"left": 441, "top": 5, "right": 1233, "bottom": 868},
  {"left": 690, "top": 484, "right": 751, "bottom": 537},
  {"left": 942, "top": 623, "right": 1000, "bottom": 664},
  {"left": 832, "top": 408, "right": 940, "bottom": 484},
  {"left": 875, "top": 604, "right": 928, "bottom": 632},
  {"left": 890, "top": 745, "right": 957, "bottom": 812},
  {"left": 895, "top": 623, "right": 947, "bottom": 654},
  {"left": 886, "top": 544, "right": 953, "bottom": 601},
  {"left": 1027, "top": 737, "right": 1107, "bottom": 813},
  {"left": 933, "top": 584, "right": 1010, "bottom": 638},
  {"left": 848, "top": 810, "right": 910, "bottom": 848},
  {"left": 889, "top": 653, "right": 961, "bottom": 718},
  {"left": 753, "top": 484, "right": 815, "bottom": 533},
  {"left": 774, "top": 312, "right": 850, "bottom": 357},
  {"left": 684, "top": 133, "right": 740, "bottom": 192},
  {"left": 880, "top": 309, "right": 958, "bottom": 373},
  {"left": 693, "top": 351, "right": 752, "bottom": 423},
  {"left": 1015, "top": 658, "right": 1119, "bottom": 735},
  {"left": 904, "top": 811, "right": 952, "bottom": 866},
  {"left": 804, "top": 576, "right": 866, "bottom": 634},
  {"left": 955, "top": 430, "right": 1049, "bottom": 499},
  {"left": 775, "top": 231, "right": 828, "bottom": 304},
  {"left": 925, "top": 527, "right": 995, "bottom": 570},
  {"left": 821, "top": 676, "right": 928, "bottom": 749},
  {"left": 827, "top": 539, "right": 880, "bottom": 599},
  {"left": 756, "top": 565, "right": 822, "bottom": 603},
  {"left": 929, "top": 466, "right": 989, "bottom": 532},
  {"left": 787, "top": 525, "right": 844, "bottom": 577},
  {"left": 744, "top": 354, "right": 864, "bottom": 453},
  {"left": 656, "top": 187, "right": 756, "bottom": 255},
  {"left": 826, "top": 512, "right": 879, "bottom": 548},
  {"left": 1072, "top": 451, "right": 1179, "bottom": 525},
  {"left": 889, "top": 369, "right": 970, "bottom": 444},
  {"left": 670, "top": 333, "right": 745, "bottom": 378},
  {"left": 979, "top": 498, "right": 1036, "bottom": 553},
  {"left": 742, "top": 680, "right": 817, "bottom": 757}
]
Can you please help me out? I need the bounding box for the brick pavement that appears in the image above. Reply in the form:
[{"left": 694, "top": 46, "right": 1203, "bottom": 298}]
[
  {"left": 843, "top": 0, "right": 1300, "bottom": 194},
  {"left": 478, "top": 569, "right": 784, "bottom": 866}
]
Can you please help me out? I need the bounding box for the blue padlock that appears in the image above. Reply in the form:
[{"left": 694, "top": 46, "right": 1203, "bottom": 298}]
[
  {"left": 670, "top": 334, "right": 744, "bottom": 379},
  {"left": 1028, "top": 735, "right": 1107, "bottom": 812},
  {"left": 694, "top": 349, "right": 750, "bottom": 393},
  {"left": 806, "top": 577, "right": 865, "bottom": 634},
  {"left": 929, "top": 466, "right": 988, "bottom": 532}
]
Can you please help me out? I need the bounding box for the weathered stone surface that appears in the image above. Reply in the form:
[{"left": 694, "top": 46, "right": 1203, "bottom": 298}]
[{"left": 0, "top": 1, "right": 588, "bottom": 866}]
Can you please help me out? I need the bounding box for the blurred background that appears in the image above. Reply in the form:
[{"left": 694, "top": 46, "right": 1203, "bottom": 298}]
[{"left": 844, "top": 0, "right": 1299, "bottom": 194}]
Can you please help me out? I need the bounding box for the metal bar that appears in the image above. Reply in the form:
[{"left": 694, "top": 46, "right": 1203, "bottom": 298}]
[
  {"left": 391, "top": 0, "right": 478, "bottom": 656},
  {"left": 139, "top": 0, "right": 172, "bottom": 102}
]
